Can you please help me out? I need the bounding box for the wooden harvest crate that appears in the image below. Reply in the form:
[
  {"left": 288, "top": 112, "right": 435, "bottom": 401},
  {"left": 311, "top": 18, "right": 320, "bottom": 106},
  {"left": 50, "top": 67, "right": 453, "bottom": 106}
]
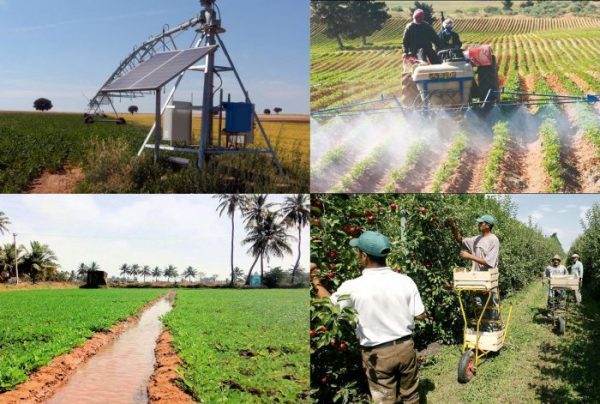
[
  {"left": 465, "top": 329, "right": 505, "bottom": 352},
  {"left": 453, "top": 267, "right": 499, "bottom": 290},
  {"left": 550, "top": 275, "right": 579, "bottom": 291}
]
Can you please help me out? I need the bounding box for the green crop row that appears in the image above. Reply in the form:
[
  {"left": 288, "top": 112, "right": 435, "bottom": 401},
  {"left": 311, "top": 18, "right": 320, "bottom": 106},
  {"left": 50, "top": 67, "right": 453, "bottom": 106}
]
[
  {"left": 0, "top": 113, "right": 146, "bottom": 193},
  {"left": 431, "top": 132, "right": 467, "bottom": 193},
  {"left": 0, "top": 289, "right": 164, "bottom": 391},
  {"left": 331, "top": 144, "right": 386, "bottom": 192},
  {"left": 163, "top": 289, "right": 309, "bottom": 403},
  {"left": 576, "top": 105, "right": 600, "bottom": 157},
  {"left": 383, "top": 141, "right": 426, "bottom": 192},
  {"left": 483, "top": 121, "right": 510, "bottom": 192},
  {"left": 539, "top": 118, "right": 566, "bottom": 192}
]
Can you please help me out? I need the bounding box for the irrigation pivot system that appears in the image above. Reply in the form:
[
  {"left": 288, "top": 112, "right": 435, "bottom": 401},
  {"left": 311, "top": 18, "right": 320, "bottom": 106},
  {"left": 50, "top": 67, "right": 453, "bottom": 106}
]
[{"left": 87, "top": 0, "right": 284, "bottom": 174}]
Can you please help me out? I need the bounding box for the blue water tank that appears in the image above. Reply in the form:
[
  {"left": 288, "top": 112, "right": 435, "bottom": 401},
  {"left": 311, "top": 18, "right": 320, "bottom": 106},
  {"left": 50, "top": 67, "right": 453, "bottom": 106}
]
[{"left": 222, "top": 102, "right": 254, "bottom": 133}]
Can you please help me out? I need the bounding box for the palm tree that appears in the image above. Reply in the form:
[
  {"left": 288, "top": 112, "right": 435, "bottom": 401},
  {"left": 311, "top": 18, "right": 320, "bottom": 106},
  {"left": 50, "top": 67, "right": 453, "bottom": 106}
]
[
  {"left": 23, "top": 241, "right": 59, "bottom": 283},
  {"left": 183, "top": 266, "right": 198, "bottom": 282},
  {"left": 77, "top": 263, "right": 89, "bottom": 280},
  {"left": 141, "top": 265, "right": 151, "bottom": 282},
  {"left": 0, "top": 212, "right": 10, "bottom": 235},
  {"left": 164, "top": 265, "right": 177, "bottom": 282},
  {"left": 0, "top": 243, "right": 24, "bottom": 278},
  {"left": 233, "top": 266, "right": 245, "bottom": 284},
  {"left": 130, "top": 264, "right": 140, "bottom": 282},
  {"left": 243, "top": 211, "right": 293, "bottom": 285},
  {"left": 280, "top": 194, "right": 310, "bottom": 284},
  {"left": 119, "top": 264, "right": 130, "bottom": 281},
  {"left": 240, "top": 194, "right": 274, "bottom": 283},
  {"left": 152, "top": 266, "right": 162, "bottom": 282},
  {"left": 89, "top": 261, "right": 100, "bottom": 272},
  {"left": 215, "top": 194, "right": 246, "bottom": 287}
]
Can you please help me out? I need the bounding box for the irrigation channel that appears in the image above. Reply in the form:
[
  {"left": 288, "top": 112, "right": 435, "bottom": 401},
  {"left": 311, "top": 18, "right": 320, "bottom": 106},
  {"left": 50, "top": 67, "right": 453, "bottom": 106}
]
[{"left": 48, "top": 293, "right": 174, "bottom": 404}]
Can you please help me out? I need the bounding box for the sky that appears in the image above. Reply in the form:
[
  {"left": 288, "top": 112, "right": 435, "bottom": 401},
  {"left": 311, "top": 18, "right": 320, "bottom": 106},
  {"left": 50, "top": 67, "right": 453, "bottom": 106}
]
[
  {"left": 510, "top": 194, "right": 600, "bottom": 251},
  {"left": 0, "top": 0, "right": 309, "bottom": 114},
  {"left": 0, "top": 194, "right": 309, "bottom": 280}
]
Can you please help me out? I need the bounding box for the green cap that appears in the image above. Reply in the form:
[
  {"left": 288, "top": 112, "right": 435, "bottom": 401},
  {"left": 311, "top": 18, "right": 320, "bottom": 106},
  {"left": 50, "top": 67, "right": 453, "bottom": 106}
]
[
  {"left": 476, "top": 214, "right": 495, "bottom": 226},
  {"left": 349, "top": 231, "right": 391, "bottom": 257}
]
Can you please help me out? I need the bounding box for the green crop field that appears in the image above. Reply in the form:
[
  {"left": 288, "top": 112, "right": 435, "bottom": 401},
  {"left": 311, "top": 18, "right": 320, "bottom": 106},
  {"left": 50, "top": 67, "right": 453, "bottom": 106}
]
[
  {"left": 311, "top": 15, "right": 600, "bottom": 193},
  {"left": 0, "top": 113, "right": 145, "bottom": 193},
  {"left": 0, "top": 289, "right": 164, "bottom": 391},
  {"left": 0, "top": 112, "right": 309, "bottom": 193},
  {"left": 163, "top": 289, "right": 309, "bottom": 403}
]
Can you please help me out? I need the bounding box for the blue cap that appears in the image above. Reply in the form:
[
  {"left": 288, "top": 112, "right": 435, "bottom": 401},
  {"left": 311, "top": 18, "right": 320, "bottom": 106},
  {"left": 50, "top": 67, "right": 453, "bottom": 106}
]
[
  {"left": 349, "top": 231, "right": 391, "bottom": 257},
  {"left": 476, "top": 214, "right": 495, "bottom": 226}
]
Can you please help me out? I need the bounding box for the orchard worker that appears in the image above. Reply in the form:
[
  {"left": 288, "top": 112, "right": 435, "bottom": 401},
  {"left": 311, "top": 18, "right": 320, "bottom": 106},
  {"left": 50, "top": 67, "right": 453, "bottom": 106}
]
[
  {"left": 544, "top": 255, "right": 568, "bottom": 309},
  {"left": 570, "top": 254, "right": 584, "bottom": 304},
  {"left": 312, "top": 231, "right": 426, "bottom": 404},
  {"left": 402, "top": 8, "right": 441, "bottom": 64},
  {"left": 438, "top": 18, "right": 462, "bottom": 50},
  {"left": 448, "top": 214, "right": 501, "bottom": 330}
]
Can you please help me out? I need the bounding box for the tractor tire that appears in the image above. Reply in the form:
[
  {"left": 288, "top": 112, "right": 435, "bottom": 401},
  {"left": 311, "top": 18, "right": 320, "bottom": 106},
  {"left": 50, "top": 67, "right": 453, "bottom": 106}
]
[
  {"left": 476, "top": 55, "right": 499, "bottom": 104},
  {"left": 557, "top": 317, "right": 566, "bottom": 335},
  {"left": 84, "top": 116, "right": 94, "bottom": 124},
  {"left": 457, "top": 350, "right": 475, "bottom": 384},
  {"left": 401, "top": 72, "right": 422, "bottom": 108},
  {"left": 116, "top": 118, "right": 127, "bottom": 125}
]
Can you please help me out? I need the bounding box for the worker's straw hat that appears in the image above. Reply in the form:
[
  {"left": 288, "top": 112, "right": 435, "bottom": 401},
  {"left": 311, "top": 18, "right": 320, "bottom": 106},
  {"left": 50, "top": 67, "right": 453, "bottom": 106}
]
[
  {"left": 571, "top": 254, "right": 579, "bottom": 258},
  {"left": 551, "top": 254, "right": 562, "bottom": 262}
]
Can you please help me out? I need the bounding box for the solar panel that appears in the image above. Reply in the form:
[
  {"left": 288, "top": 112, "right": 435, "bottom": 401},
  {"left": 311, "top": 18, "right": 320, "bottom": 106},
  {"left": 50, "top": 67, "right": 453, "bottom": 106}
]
[{"left": 102, "top": 46, "right": 217, "bottom": 92}]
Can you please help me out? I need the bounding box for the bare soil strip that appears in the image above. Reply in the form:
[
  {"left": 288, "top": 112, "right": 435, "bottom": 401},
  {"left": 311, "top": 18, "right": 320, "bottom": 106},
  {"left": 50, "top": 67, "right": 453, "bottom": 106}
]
[
  {"left": 24, "top": 166, "right": 84, "bottom": 194},
  {"left": 0, "top": 295, "right": 166, "bottom": 404},
  {"left": 147, "top": 331, "right": 195, "bottom": 403},
  {"left": 496, "top": 138, "right": 528, "bottom": 193}
]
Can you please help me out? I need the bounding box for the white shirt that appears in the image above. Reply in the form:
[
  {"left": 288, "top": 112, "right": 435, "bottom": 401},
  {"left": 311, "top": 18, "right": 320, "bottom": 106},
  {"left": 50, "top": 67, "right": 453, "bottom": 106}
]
[
  {"left": 571, "top": 261, "right": 583, "bottom": 279},
  {"left": 545, "top": 265, "right": 567, "bottom": 278},
  {"left": 330, "top": 267, "right": 425, "bottom": 347}
]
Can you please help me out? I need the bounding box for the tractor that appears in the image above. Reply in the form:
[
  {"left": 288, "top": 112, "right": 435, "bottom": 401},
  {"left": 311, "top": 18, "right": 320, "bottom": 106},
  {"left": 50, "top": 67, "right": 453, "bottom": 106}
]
[{"left": 400, "top": 44, "right": 499, "bottom": 111}]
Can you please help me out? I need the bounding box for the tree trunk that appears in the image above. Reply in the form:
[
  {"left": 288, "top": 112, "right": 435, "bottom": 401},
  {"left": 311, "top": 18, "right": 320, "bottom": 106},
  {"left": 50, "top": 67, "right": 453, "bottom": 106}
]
[
  {"left": 335, "top": 34, "right": 344, "bottom": 50},
  {"left": 291, "top": 224, "right": 301, "bottom": 285},
  {"left": 230, "top": 216, "right": 234, "bottom": 287},
  {"left": 260, "top": 253, "right": 264, "bottom": 285},
  {"left": 244, "top": 255, "right": 260, "bottom": 285},
  {"left": 362, "top": 35, "right": 367, "bottom": 46}
]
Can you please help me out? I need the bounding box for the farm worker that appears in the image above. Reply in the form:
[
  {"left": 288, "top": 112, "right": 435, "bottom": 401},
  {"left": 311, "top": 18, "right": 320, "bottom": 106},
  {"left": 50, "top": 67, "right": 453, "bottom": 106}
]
[
  {"left": 448, "top": 214, "right": 501, "bottom": 330},
  {"left": 311, "top": 231, "right": 426, "bottom": 404},
  {"left": 544, "top": 255, "right": 568, "bottom": 308},
  {"left": 570, "top": 254, "right": 583, "bottom": 304},
  {"left": 402, "top": 9, "right": 441, "bottom": 64},
  {"left": 438, "top": 18, "right": 462, "bottom": 50}
]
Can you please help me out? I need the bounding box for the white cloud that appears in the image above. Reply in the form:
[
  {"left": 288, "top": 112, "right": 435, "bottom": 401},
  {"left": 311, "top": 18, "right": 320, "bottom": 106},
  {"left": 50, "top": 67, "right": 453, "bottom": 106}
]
[
  {"left": 530, "top": 210, "right": 544, "bottom": 221},
  {"left": 557, "top": 209, "right": 568, "bottom": 214}
]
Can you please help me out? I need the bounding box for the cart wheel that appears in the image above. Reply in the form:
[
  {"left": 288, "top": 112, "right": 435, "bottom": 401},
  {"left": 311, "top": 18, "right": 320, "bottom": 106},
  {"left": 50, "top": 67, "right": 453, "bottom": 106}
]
[
  {"left": 116, "top": 118, "right": 126, "bottom": 125},
  {"left": 557, "top": 317, "right": 566, "bottom": 335},
  {"left": 84, "top": 116, "right": 94, "bottom": 124},
  {"left": 458, "top": 350, "right": 475, "bottom": 383}
]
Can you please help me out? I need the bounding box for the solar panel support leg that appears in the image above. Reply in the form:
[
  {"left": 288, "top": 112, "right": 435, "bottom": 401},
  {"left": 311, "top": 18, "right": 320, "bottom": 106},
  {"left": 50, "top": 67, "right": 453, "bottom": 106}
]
[
  {"left": 216, "top": 34, "right": 285, "bottom": 177},
  {"left": 198, "top": 34, "right": 216, "bottom": 169},
  {"left": 154, "top": 90, "right": 161, "bottom": 164}
]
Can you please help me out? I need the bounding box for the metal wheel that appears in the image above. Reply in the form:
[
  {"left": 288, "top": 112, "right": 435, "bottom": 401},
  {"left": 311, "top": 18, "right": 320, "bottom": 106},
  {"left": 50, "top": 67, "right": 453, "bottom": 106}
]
[
  {"left": 458, "top": 350, "right": 475, "bottom": 383},
  {"left": 400, "top": 72, "right": 422, "bottom": 108}
]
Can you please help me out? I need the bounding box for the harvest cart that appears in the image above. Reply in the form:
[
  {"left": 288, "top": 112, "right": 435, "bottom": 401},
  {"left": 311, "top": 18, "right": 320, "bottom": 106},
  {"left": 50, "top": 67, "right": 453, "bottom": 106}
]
[
  {"left": 547, "top": 275, "right": 579, "bottom": 335},
  {"left": 453, "top": 267, "right": 513, "bottom": 383}
]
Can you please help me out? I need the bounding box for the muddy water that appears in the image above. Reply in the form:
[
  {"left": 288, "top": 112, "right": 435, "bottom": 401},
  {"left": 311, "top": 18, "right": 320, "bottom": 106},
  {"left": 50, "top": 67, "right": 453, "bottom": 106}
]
[{"left": 48, "top": 295, "right": 174, "bottom": 404}]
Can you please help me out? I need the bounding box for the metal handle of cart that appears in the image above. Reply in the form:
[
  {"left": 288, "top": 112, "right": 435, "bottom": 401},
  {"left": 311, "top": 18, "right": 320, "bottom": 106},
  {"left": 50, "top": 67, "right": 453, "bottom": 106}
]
[{"left": 453, "top": 267, "right": 513, "bottom": 382}]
